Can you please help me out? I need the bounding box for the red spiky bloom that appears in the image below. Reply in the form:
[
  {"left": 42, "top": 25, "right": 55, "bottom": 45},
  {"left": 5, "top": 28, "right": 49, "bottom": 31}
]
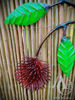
[{"left": 15, "top": 57, "right": 51, "bottom": 90}]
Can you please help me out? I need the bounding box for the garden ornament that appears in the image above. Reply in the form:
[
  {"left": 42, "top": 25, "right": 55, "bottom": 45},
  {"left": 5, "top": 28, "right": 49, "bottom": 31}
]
[
  {"left": 15, "top": 21, "right": 75, "bottom": 90},
  {"left": 3, "top": 0, "right": 75, "bottom": 91}
]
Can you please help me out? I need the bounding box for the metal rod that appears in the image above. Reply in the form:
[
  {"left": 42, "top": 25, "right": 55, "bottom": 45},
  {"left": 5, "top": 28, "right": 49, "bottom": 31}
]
[
  {"left": 35, "top": 21, "right": 75, "bottom": 57},
  {"left": 46, "top": 0, "right": 75, "bottom": 9}
]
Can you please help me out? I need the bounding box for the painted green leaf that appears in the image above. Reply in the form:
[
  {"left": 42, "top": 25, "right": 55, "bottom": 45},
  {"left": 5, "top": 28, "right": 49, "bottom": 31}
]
[
  {"left": 4, "top": 2, "right": 49, "bottom": 25},
  {"left": 57, "top": 36, "right": 75, "bottom": 77}
]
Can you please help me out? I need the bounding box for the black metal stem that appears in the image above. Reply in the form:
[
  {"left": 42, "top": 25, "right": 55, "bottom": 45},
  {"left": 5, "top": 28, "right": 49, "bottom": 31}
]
[
  {"left": 47, "top": 0, "right": 75, "bottom": 9},
  {"left": 63, "top": 0, "right": 75, "bottom": 7},
  {"left": 63, "top": 25, "right": 67, "bottom": 35},
  {"left": 35, "top": 21, "right": 75, "bottom": 58}
]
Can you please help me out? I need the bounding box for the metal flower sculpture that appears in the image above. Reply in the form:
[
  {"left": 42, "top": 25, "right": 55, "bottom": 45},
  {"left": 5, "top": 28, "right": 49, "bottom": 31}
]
[
  {"left": 15, "top": 57, "right": 51, "bottom": 90},
  {"left": 15, "top": 21, "right": 75, "bottom": 90},
  {"left": 3, "top": 0, "right": 75, "bottom": 90}
]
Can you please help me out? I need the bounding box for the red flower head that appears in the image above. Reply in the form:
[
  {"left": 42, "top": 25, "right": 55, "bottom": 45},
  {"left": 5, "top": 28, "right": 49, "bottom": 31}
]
[{"left": 15, "top": 57, "right": 51, "bottom": 90}]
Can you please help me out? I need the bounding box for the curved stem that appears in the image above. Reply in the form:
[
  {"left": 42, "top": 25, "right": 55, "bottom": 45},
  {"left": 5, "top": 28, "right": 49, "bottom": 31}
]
[
  {"left": 63, "top": 25, "right": 67, "bottom": 35},
  {"left": 35, "top": 21, "right": 75, "bottom": 58},
  {"left": 63, "top": 0, "right": 75, "bottom": 7},
  {"left": 47, "top": 0, "right": 75, "bottom": 9}
]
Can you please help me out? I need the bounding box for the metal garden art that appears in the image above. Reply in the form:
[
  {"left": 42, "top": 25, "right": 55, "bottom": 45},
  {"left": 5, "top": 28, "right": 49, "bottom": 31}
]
[{"left": 4, "top": 0, "right": 75, "bottom": 92}]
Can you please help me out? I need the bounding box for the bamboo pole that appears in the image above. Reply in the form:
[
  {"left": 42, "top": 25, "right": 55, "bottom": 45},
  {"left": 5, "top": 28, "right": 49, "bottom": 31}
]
[
  {"left": 71, "top": 27, "right": 75, "bottom": 100},
  {"left": 0, "top": 54, "right": 6, "bottom": 100},
  {"left": 64, "top": 5, "right": 74, "bottom": 100},
  {"left": 22, "top": 26, "right": 28, "bottom": 100},
  {"left": 41, "top": 0, "right": 48, "bottom": 100},
  {"left": 26, "top": 27, "right": 32, "bottom": 100},
  {"left": 24, "top": 26, "right": 32, "bottom": 100},
  {"left": 17, "top": 0, "right": 24, "bottom": 99},
  {"left": 71, "top": 23, "right": 75, "bottom": 100},
  {"left": 58, "top": 2, "right": 64, "bottom": 100},
  {"left": 34, "top": 1, "right": 39, "bottom": 100},
  {"left": 69, "top": 6, "right": 75, "bottom": 100},
  {"left": 63, "top": 3, "right": 69, "bottom": 100},
  {"left": 37, "top": 0, "right": 42, "bottom": 100},
  {"left": 51, "top": 0, "right": 55, "bottom": 99},
  {"left": 29, "top": 1, "right": 35, "bottom": 100},
  {"left": 47, "top": 0, "right": 52, "bottom": 100},
  {"left": 54, "top": 0, "right": 59, "bottom": 99}
]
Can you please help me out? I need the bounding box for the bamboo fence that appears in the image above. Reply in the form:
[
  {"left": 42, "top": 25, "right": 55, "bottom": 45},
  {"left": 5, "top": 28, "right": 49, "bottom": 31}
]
[{"left": 0, "top": 0, "right": 75, "bottom": 100}]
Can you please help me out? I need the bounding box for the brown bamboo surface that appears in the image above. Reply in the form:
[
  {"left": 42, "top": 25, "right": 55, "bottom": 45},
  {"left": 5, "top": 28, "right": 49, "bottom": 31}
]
[{"left": 0, "top": 0, "right": 75, "bottom": 100}]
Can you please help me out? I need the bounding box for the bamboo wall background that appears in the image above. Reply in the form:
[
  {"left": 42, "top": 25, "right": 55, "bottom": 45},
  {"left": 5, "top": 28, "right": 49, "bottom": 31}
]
[{"left": 0, "top": 0, "right": 75, "bottom": 100}]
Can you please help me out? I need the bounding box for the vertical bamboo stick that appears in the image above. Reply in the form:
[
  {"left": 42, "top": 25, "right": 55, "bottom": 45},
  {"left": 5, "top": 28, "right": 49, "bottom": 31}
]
[
  {"left": 22, "top": 26, "right": 28, "bottom": 100},
  {"left": 71, "top": 21, "right": 75, "bottom": 100},
  {"left": 23, "top": 22, "right": 30, "bottom": 100},
  {"left": 29, "top": 2, "right": 35, "bottom": 100},
  {"left": 69, "top": 6, "right": 75, "bottom": 100},
  {"left": 24, "top": 2, "right": 32, "bottom": 100},
  {"left": 71, "top": 25, "right": 75, "bottom": 99},
  {"left": 38, "top": 0, "right": 42, "bottom": 99},
  {"left": 27, "top": 28, "right": 32, "bottom": 100},
  {"left": 58, "top": 3, "right": 64, "bottom": 100},
  {"left": 31, "top": 24, "right": 35, "bottom": 100},
  {"left": 72, "top": 77, "right": 75, "bottom": 100},
  {"left": 34, "top": 1, "right": 39, "bottom": 100},
  {"left": 0, "top": 72, "right": 4, "bottom": 100},
  {"left": 65, "top": 5, "right": 74, "bottom": 100},
  {"left": 54, "top": 0, "right": 59, "bottom": 99},
  {"left": 51, "top": 0, "right": 56, "bottom": 99},
  {"left": 17, "top": 0, "right": 25, "bottom": 99},
  {"left": 18, "top": 27, "right": 24, "bottom": 100},
  {"left": 25, "top": 26, "right": 32, "bottom": 100},
  {"left": 29, "top": 0, "right": 36, "bottom": 99},
  {"left": 41, "top": 0, "right": 47, "bottom": 99},
  {"left": 22, "top": 27, "right": 27, "bottom": 56},
  {"left": 63, "top": 4, "right": 70, "bottom": 100},
  {"left": 0, "top": 54, "right": 7, "bottom": 100},
  {"left": 47, "top": 0, "right": 52, "bottom": 100}
]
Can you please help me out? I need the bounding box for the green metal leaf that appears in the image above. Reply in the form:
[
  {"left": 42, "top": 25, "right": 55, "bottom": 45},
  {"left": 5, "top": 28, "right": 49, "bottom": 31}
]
[
  {"left": 4, "top": 2, "right": 49, "bottom": 25},
  {"left": 57, "top": 36, "right": 75, "bottom": 77}
]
